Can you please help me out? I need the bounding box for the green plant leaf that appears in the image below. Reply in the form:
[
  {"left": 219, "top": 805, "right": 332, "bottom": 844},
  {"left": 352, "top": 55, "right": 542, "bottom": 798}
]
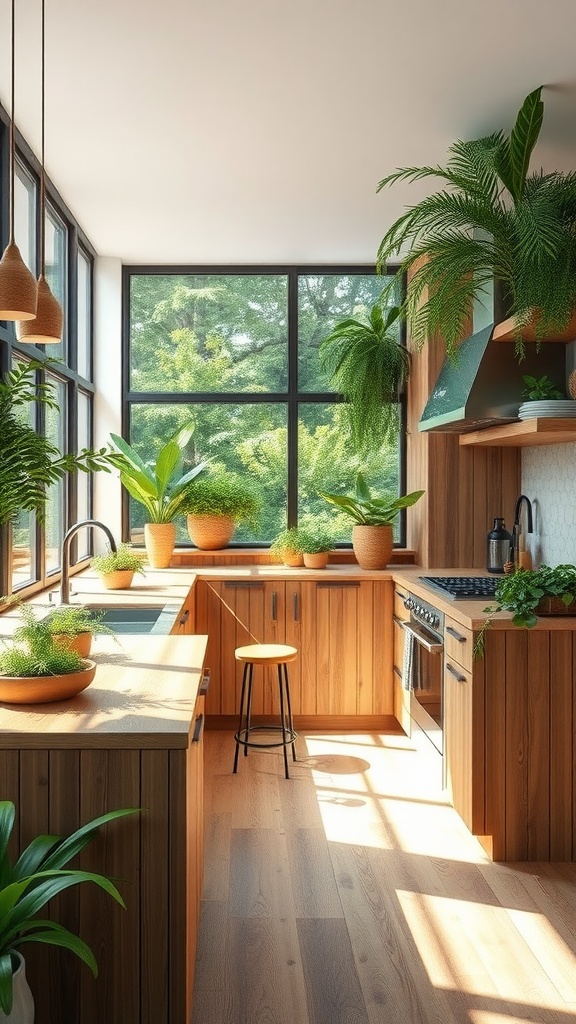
[
  {"left": 0, "top": 952, "right": 13, "bottom": 1014},
  {"left": 13, "top": 835, "right": 63, "bottom": 881},
  {"left": 15, "top": 920, "right": 97, "bottom": 976},
  {"left": 507, "top": 86, "right": 544, "bottom": 204},
  {"left": 39, "top": 807, "right": 140, "bottom": 871},
  {"left": 154, "top": 440, "right": 182, "bottom": 496},
  {"left": 109, "top": 433, "right": 155, "bottom": 484},
  {"left": 0, "top": 804, "right": 15, "bottom": 873}
]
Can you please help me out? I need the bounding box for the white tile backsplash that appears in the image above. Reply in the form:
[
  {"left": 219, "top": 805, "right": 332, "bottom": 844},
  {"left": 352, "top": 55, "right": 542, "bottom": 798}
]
[{"left": 521, "top": 443, "right": 576, "bottom": 565}]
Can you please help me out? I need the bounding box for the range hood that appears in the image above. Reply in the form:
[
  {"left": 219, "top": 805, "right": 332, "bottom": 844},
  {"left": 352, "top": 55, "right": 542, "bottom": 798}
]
[{"left": 418, "top": 324, "right": 567, "bottom": 433}]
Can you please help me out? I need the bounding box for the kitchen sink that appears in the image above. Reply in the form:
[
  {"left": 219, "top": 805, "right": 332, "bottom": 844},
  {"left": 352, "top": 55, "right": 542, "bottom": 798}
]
[{"left": 75, "top": 603, "right": 180, "bottom": 635}]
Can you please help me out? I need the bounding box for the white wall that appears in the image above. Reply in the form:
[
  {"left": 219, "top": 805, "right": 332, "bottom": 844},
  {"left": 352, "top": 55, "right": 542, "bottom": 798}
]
[
  {"left": 521, "top": 444, "right": 576, "bottom": 566},
  {"left": 92, "top": 256, "right": 123, "bottom": 549}
]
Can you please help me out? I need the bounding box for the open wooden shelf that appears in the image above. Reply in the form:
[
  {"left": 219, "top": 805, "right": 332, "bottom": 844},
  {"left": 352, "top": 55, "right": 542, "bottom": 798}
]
[
  {"left": 492, "top": 311, "right": 576, "bottom": 343},
  {"left": 459, "top": 418, "right": 576, "bottom": 447}
]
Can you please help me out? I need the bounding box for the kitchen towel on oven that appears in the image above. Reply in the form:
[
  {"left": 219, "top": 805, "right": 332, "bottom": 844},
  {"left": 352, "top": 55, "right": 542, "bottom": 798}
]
[{"left": 402, "top": 628, "right": 415, "bottom": 690}]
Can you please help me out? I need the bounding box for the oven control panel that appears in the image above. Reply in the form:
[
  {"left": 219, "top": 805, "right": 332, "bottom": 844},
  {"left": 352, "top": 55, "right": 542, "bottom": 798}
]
[{"left": 403, "top": 595, "right": 443, "bottom": 634}]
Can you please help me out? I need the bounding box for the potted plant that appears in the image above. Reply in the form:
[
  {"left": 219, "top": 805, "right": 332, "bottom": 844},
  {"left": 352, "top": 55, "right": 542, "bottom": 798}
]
[
  {"left": 42, "top": 605, "right": 114, "bottom": 659},
  {"left": 109, "top": 426, "right": 206, "bottom": 568},
  {"left": 270, "top": 527, "right": 309, "bottom": 567},
  {"left": 0, "top": 801, "right": 138, "bottom": 1020},
  {"left": 90, "top": 544, "right": 147, "bottom": 590},
  {"left": 0, "top": 605, "right": 97, "bottom": 704},
  {"left": 299, "top": 525, "right": 334, "bottom": 569},
  {"left": 321, "top": 474, "right": 424, "bottom": 569},
  {"left": 319, "top": 303, "right": 410, "bottom": 451},
  {"left": 376, "top": 86, "right": 576, "bottom": 358},
  {"left": 517, "top": 373, "right": 575, "bottom": 420},
  {"left": 181, "top": 472, "right": 262, "bottom": 550},
  {"left": 475, "top": 564, "right": 576, "bottom": 656}
]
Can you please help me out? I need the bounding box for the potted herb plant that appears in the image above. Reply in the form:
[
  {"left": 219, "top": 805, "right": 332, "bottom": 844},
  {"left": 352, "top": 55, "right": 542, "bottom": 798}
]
[
  {"left": 109, "top": 426, "right": 206, "bottom": 568},
  {"left": 42, "top": 605, "right": 113, "bottom": 659},
  {"left": 376, "top": 87, "right": 576, "bottom": 358},
  {"left": 517, "top": 373, "right": 574, "bottom": 420},
  {"left": 181, "top": 472, "right": 262, "bottom": 549},
  {"left": 270, "top": 527, "right": 309, "bottom": 567},
  {"left": 319, "top": 303, "right": 410, "bottom": 451},
  {"left": 0, "top": 605, "right": 97, "bottom": 704},
  {"left": 0, "top": 801, "right": 138, "bottom": 1020},
  {"left": 475, "top": 564, "right": 576, "bottom": 656},
  {"left": 321, "top": 474, "right": 424, "bottom": 569},
  {"left": 90, "top": 544, "right": 147, "bottom": 590},
  {"left": 299, "top": 525, "right": 334, "bottom": 569}
]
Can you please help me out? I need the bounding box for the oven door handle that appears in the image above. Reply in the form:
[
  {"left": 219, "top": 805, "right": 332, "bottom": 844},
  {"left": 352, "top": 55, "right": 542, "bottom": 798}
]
[{"left": 402, "top": 622, "right": 444, "bottom": 655}]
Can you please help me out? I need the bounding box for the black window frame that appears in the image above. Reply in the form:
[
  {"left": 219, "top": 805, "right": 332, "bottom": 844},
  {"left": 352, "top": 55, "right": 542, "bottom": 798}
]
[{"left": 122, "top": 264, "right": 407, "bottom": 547}]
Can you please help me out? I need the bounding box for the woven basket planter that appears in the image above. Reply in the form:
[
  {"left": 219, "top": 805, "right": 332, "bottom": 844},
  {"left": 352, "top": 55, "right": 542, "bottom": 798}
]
[
  {"left": 145, "top": 523, "right": 176, "bottom": 568},
  {"left": 101, "top": 570, "right": 135, "bottom": 590},
  {"left": 352, "top": 525, "right": 393, "bottom": 570},
  {"left": 187, "top": 514, "right": 236, "bottom": 550},
  {"left": 536, "top": 596, "right": 576, "bottom": 616}
]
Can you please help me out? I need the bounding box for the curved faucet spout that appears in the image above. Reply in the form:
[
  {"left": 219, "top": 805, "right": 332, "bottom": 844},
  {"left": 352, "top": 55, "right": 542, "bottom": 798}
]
[
  {"left": 60, "top": 519, "right": 117, "bottom": 604},
  {"left": 513, "top": 494, "right": 533, "bottom": 534}
]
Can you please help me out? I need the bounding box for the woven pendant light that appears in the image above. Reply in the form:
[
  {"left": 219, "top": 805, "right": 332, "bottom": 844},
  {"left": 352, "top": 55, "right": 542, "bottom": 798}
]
[
  {"left": 18, "top": 0, "right": 62, "bottom": 344},
  {"left": 0, "top": 0, "right": 38, "bottom": 321}
]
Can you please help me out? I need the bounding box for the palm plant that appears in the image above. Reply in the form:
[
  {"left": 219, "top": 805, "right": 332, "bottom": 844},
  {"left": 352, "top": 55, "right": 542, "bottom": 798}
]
[
  {"left": 110, "top": 425, "right": 206, "bottom": 524},
  {"left": 0, "top": 802, "right": 138, "bottom": 1014},
  {"left": 0, "top": 360, "right": 120, "bottom": 526},
  {"left": 319, "top": 303, "right": 409, "bottom": 451},
  {"left": 376, "top": 87, "right": 576, "bottom": 357}
]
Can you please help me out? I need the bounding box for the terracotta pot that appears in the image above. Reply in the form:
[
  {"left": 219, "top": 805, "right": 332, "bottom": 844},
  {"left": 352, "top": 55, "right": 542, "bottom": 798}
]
[
  {"left": 187, "top": 514, "right": 236, "bottom": 550},
  {"left": 303, "top": 552, "right": 330, "bottom": 569},
  {"left": 0, "top": 660, "right": 97, "bottom": 704},
  {"left": 52, "top": 631, "right": 93, "bottom": 658},
  {"left": 0, "top": 954, "right": 34, "bottom": 1023},
  {"left": 282, "top": 549, "right": 304, "bottom": 567},
  {"left": 101, "top": 570, "right": 135, "bottom": 590},
  {"left": 352, "top": 524, "right": 393, "bottom": 570},
  {"left": 145, "top": 523, "right": 176, "bottom": 568}
]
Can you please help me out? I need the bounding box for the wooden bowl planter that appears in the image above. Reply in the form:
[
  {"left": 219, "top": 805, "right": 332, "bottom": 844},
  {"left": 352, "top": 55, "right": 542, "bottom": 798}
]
[
  {"left": 144, "top": 523, "right": 176, "bottom": 568},
  {"left": 352, "top": 525, "right": 393, "bottom": 570},
  {"left": 187, "top": 514, "right": 236, "bottom": 551},
  {"left": 0, "top": 660, "right": 97, "bottom": 704}
]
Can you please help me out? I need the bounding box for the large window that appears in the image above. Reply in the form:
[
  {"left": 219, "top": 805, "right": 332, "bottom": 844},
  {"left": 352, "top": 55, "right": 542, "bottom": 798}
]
[
  {"left": 125, "top": 267, "right": 405, "bottom": 546},
  {"left": 0, "top": 108, "right": 96, "bottom": 597}
]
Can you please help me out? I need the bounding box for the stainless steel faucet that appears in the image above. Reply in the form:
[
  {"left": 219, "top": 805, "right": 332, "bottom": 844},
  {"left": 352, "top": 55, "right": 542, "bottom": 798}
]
[
  {"left": 513, "top": 494, "right": 533, "bottom": 533},
  {"left": 60, "top": 519, "right": 117, "bottom": 604},
  {"left": 512, "top": 494, "right": 533, "bottom": 568}
]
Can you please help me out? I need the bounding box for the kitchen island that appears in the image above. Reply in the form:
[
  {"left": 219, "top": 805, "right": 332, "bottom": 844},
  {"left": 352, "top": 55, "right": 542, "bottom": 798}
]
[{"left": 0, "top": 631, "right": 208, "bottom": 1024}]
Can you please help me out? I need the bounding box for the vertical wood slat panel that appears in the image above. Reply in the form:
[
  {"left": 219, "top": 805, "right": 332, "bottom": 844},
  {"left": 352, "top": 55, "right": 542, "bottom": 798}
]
[
  {"left": 195, "top": 581, "right": 221, "bottom": 716},
  {"left": 526, "top": 632, "right": 551, "bottom": 859},
  {"left": 341, "top": 587, "right": 358, "bottom": 715},
  {"left": 141, "top": 751, "right": 170, "bottom": 1024},
  {"left": 169, "top": 749, "right": 188, "bottom": 1024},
  {"left": 299, "top": 583, "right": 317, "bottom": 716},
  {"left": 48, "top": 750, "right": 81, "bottom": 1024},
  {"left": 18, "top": 750, "right": 50, "bottom": 1019},
  {"left": 573, "top": 634, "right": 576, "bottom": 861},
  {"left": 0, "top": 751, "right": 20, "bottom": 862},
  {"left": 505, "top": 632, "right": 529, "bottom": 861},
  {"left": 549, "top": 632, "right": 573, "bottom": 860},
  {"left": 484, "top": 632, "right": 506, "bottom": 861},
  {"left": 372, "top": 582, "right": 393, "bottom": 716},
  {"left": 79, "top": 749, "right": 141, "bottom": 1024},
  {"left": 283, "top": 581, "right": 302, "bottom": 715}
]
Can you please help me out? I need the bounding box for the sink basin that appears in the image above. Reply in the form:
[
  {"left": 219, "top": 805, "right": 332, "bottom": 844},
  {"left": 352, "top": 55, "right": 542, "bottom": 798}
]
[{"left": 81, "top": 603, "right": 180, "bottom": 635}]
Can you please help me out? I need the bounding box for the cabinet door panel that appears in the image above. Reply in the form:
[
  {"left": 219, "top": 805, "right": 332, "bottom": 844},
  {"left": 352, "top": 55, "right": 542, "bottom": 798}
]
[{"left": 444, "top": 659, "right": 473, "bottom": 830}]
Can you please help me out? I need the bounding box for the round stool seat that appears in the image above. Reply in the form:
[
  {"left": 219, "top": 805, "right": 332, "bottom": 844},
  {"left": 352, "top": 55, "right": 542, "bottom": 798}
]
[{"left": 234, "top": 643, "right": 298, "bottom": 666}]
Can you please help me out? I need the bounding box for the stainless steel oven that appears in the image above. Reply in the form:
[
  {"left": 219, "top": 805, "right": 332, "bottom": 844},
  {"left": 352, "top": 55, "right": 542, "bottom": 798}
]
[{"left": 401, "top": 593, "right": 444, "bottom": 754}]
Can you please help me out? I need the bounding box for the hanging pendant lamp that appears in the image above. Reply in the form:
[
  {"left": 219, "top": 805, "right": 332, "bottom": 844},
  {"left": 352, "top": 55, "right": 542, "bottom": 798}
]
[
  {"left": 18, "top": 0, "right": 62, "bottom": 344},
  {"left": 0, "top": 0, "right": 38, "bottom": 321}
]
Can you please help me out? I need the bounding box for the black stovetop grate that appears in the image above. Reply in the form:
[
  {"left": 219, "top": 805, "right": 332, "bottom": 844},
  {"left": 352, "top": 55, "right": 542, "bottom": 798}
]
[{"left": 419, "top": 576, "right": 499, "bottom": 599}]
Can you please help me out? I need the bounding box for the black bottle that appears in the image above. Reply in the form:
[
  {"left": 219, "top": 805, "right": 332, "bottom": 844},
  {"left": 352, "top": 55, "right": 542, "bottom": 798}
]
[{"left": 486, "top": 517, "right": 513, "bottom": 574}]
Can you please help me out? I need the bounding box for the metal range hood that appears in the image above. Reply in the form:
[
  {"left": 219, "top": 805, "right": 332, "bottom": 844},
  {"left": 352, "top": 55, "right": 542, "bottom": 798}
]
[{"left": 418, "top": 324, "right": 567, "bottom": 433}]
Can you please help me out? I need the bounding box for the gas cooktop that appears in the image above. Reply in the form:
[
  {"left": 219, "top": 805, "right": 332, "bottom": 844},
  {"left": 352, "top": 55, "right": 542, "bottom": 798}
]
[{"left": 419, "top": 576, "right": 499, "bottom": 600}]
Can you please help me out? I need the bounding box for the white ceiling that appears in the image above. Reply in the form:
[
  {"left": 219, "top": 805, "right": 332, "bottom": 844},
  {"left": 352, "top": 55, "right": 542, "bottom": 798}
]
[{"left": 1, "top": 0, "right": 576, "bottom": 265}]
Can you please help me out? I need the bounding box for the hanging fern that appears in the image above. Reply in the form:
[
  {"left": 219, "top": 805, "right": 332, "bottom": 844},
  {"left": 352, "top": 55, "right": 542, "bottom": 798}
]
[
  {"left": 376, "top": 87, "right": 576, "bottom": 357},
  {"left": 319, "top": 304, "right": 409, "bottom": 452}
]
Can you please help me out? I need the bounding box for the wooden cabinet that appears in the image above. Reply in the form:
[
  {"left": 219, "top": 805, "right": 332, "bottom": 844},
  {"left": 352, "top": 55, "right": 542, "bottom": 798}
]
[
  {"left": 443, "top": 616, "right": 482, "bottom": 835},
  {"left": 194, "top": 576, "right": 394, "bottom": 725},
  {"left": 392, "top": 585, "right": 411, "bottom": 734},
  {"left": 171, "top": 585, "right": 195, "bottom": 635}
]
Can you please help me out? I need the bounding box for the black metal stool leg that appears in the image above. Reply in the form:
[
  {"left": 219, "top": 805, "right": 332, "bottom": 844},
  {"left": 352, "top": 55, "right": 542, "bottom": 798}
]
[
  {"left": 278, "top": 664, "right": 290, "bottom": 779},
  {"left": 244, "top": 663, "right": 254, "bottom": 756},
  {"left": 283, "top": 662, "right": 297, "bottom": 762},
  {"left": 233, "top": 661, "right": 250, "bottom": 773}
]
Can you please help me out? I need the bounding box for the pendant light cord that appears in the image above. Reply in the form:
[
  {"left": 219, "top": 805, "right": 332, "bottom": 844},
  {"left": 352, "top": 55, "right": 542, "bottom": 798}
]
[
  {"left": 39, "top": 0, "right": 46, "bottom": 276},
  {"left": 8, "top": 0, "right": 15, "bottom": 243}
]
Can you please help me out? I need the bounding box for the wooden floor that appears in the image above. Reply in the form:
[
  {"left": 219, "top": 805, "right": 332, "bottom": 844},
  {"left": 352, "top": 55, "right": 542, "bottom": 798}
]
[{"left": 192, "top": 728, "right": 576, "bottom": 1024}]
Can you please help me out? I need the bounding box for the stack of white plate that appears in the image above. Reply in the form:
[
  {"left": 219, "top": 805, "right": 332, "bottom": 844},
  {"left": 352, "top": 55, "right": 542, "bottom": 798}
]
[{"left": 518, "top": 400, "right": 576, "bottom": 419}]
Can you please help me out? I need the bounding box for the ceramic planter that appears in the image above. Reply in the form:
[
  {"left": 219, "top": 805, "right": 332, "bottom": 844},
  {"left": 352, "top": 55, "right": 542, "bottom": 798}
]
[
  {"left": 144, "top": 523, "right": 176, "bottom": 568},
  {"left": 187, "top": 514, "right": 236, "bottom": 550},
  {"left": 352, "top": 524, "right": 393, "bottom": 570},
  {"left": 0, "top": 954, "right": 34, "bottom": 1023},
  {"left": 303, "top": 552, "right": 330, "bottom": 569},
  {"left": 281, "top": 549, "right": 304, "bottom": 567},
  {"left": 0, "top": 660, "right": 96, "bottom": 704},
  {"left": 101, "top": 570, "right": 135, "bottom": 590},
  {"left": 52, "top": 631, "right": 93, "bottom": 658}
]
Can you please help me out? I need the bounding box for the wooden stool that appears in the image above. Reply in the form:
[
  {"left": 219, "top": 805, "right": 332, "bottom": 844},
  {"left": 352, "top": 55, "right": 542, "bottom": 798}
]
[{"left": 232, "top": 643, "right": 298, "bottom": 779}]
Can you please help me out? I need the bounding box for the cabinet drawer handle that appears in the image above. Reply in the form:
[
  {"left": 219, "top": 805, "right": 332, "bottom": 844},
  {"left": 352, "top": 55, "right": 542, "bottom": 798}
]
[
  {"left": 224, "top": 581, "right": 264, "bottom": 589},
  {"left": 192, "top": 713, "right": 204, "bottom": 743},
  {"left": 293, "top": 591, "right": 299, "bottom": 622},
  {"left": 199, "top": 669, "right": 211, "bottom": 695},
  {"left": 393, "top": 615, "right": 406, "bottom": 628},
  {"left": 446, "top": 626, "right": 466, "bottom": 643},
  {"left": 178, "top": 608, "right": 190, "bottom": 626},
  {"left": 393, "top": 665, "right": 402, "bottom": 679},
  {"left": 316, "top": 581, "right": 360, "bottom": 589},
  {"left": 446, "top": 663, "right": 467, "bottom": 683},
  {"left": 271, "top": 591, "right": 277, "bottom": 621},
  {"left": 395, "top": 589, "right": 408, "bottom": 601}
]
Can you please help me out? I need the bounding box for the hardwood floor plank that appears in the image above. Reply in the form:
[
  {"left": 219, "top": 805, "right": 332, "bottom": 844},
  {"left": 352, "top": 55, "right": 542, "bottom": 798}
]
[
  {"left": 229, "top": 827, "right": 295, "bottom": 919},
  {"left": 201, "top": 812, "right": 232, "bottom": 901},
  {"left": 297, "top": 918, "right": 369, "bottom": 1024},
  {"left": 286, "top": 828, "right": 344, "bottom": 918}
]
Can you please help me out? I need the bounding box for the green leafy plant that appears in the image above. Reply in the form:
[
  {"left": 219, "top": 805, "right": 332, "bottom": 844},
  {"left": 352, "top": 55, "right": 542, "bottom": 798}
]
[
  {"left": 475, "top": 564, "right": 576, "bottom": 656},
  {"left": 319, "top": 303, "right": 410, "bottom": 451},
  {"left": 0, "top": 605, "right": 86, "bottom": 677},
  {"left": 90, "top": 544, "right": 147, "bottom": 576},
  {"left": 0, "top": 802, "right": 139, "bottom": 1014},
  {"left": 320, "top": 473, "right": 424, "bottom": 526},
  {"left": 110, "top": 426, "right": 207, "bottom": 524},
  {"left": 43, "top": 605, "right": 113, "bottom": 640},
  {"left": 299, "top": 526, "right": 334, "bottom": 555},
  {"left": 181, "top": 473, "right": 261, "bottom": 528},
  {"left": 270, "top": 527, "right": 309, "bottom": 556},
  {"left": 0, "top": 360, "right": 120, "bottom": 526},
  {"left": 376, "top": 86, "right": 576, "bottom": 357},
  {"left": 521, "top": 374, "right": 565, "bottom": 400}
]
